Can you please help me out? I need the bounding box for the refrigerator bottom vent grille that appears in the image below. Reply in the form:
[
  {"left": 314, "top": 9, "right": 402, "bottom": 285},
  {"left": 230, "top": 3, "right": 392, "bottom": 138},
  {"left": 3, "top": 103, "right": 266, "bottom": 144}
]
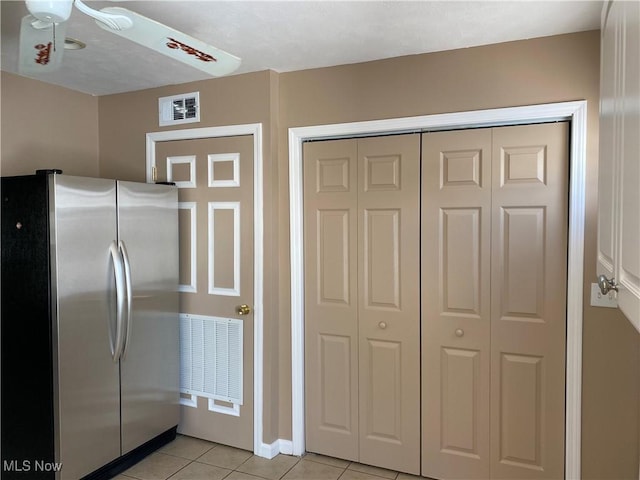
[{"left": 179, "top": 313, "right": 243, "bottom": 405}]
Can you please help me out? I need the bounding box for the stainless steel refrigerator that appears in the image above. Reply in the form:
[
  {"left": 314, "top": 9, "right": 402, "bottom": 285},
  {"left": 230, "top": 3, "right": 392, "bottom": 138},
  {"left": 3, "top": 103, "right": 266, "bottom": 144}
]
[{"left": 1, "top": 172, "right": 179, "bottom": 480}]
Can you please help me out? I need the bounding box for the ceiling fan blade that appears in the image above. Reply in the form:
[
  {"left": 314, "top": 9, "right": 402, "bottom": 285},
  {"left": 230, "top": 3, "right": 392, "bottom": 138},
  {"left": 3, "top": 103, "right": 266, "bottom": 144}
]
[
  {"left": 18, "top": 15, "right": 67, "bottom": 75},
  {"left": 96, "top": 7, "right": 241, "bottom": 77}
]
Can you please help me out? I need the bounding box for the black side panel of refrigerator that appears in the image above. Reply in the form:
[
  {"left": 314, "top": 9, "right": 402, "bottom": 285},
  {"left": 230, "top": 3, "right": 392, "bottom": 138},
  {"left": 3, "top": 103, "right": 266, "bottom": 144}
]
[{"left": 1, "top": 175, "right": 55, "bottom": 479}]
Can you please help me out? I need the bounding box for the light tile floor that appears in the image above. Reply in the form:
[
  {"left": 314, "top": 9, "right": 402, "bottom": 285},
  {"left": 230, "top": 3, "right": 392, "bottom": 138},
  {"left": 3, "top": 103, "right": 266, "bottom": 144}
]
[{"left": 114, "top": 435, "right": 427, "bottom": 480}]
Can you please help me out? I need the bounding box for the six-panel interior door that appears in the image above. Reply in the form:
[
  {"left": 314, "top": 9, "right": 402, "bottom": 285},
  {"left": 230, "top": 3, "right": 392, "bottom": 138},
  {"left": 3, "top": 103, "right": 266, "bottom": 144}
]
[
  {"left": 303, "top": 134, "right": 421, "bottom": 475},
  {"left": 421, "top": 123, "right": 568, "bottom": 479},
  {"left": 154, "top": 135, "right": 254, "bottom": 451}
]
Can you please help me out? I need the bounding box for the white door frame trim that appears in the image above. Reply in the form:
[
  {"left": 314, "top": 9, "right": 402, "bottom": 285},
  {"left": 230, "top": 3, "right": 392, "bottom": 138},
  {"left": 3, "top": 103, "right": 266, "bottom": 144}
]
[
  {"left": 146, "top": 123, "right": 265, "bottom": 457},
  {"left": 289, "top": 101, "right": 586, "bottom": 478}
]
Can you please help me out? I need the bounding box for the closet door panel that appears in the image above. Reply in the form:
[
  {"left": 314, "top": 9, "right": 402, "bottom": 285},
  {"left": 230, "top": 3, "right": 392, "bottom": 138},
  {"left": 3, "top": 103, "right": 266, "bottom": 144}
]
[
  {"left": 363, "top": 339, "right": 403, "bottom": 440},
  {"left": 439, "top": 347, "right": 482, "bottom": 455},
  {"left": 499, "top": 206, "right": 546, "bottom": 320},
  {"left": 304, "top": 139, "right": 359, "bottom": 461},
  {"left": 358, "top": 134, "right": 421, "bottom": 475},
  {"left": 363, "top": 208, "right": 401, "bottom": 309},
  {"left": 498, "top": 353, "right": 544, "bottom": 470},
  {"left": 490, "top": 123, "right": 568, "bottom": 479},
  {"left": 441, "top": 207, "right": 483, "bottom": 315},
  {"left": 421, "top": 129, "right": 492, "bottom": 480}
]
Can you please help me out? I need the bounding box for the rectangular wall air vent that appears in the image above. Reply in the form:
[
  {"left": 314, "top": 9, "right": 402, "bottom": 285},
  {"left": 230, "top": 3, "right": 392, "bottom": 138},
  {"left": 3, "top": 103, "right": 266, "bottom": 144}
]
[
  {"left": 179, "top": 313, "right": 243, "bottom": 405},
  {"left": 159, "top": 91, "right": 200, "bottom": 127}
]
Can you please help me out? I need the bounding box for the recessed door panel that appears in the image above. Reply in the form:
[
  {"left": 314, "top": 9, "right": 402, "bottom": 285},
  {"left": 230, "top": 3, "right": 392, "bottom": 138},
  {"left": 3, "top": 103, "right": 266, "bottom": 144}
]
[
  {"left": 499, "top": 353, "right": 544, "bottom": 471},
  {"left": 178, "top": 205, "right": 196, "bottom": 291},
  {"left": 499, "top": 207, "right": 546, "bottom": 321},
  {"left": 209, "top": 202, "right": 240, "bottom": 295},
  {"left": 364, "top": 154, "right": 401, "bottom": 191},
  {"left": 363, "top": 209, "right": 401, "bottom": 310},
  {"left": 440, "top": 347, "right": 482, "bottom": 458},
  {"left": 441, "top": 208, "right": 482, "bottom": 317},
  {"left": 318, "top": 334, "right": 353, "bottom": 433},
  {"left": 441, "top": 149, "right": 482, "bottom": 188},
  {"left": 318, "top": 157, "right": 351, "bottom": 193},
  {"left": 500, "top": 145, "right": 547, "bottom": 186},
  {"left": 317, "top": 209, "right": 351, "bottom": 305},
  {"left": 364, "top": 339, "right": 402, "bottom": 442}
]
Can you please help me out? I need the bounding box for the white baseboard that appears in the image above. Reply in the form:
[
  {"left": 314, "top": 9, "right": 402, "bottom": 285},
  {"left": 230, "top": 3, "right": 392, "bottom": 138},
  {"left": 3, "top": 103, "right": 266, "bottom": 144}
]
[
  {"left": 278, "top": 439, "right": 294, "bottom": 455},
  {"left": 258, "top": 439, "right": 294, "bottom": 459}
]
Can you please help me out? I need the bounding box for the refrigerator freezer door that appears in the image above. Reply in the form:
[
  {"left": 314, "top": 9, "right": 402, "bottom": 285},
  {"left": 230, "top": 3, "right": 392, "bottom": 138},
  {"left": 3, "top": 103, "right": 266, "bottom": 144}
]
[
  {"left": 117, "top": 181, "right": 180, "bottom": 454},
  {"left": 51, "top": 175, "right": 121, "bottom": 480}
]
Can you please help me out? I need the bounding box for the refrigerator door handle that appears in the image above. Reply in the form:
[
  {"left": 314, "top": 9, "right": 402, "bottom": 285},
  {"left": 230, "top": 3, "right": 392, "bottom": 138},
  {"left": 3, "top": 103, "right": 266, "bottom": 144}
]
[
  {"left": 109, "top": 241, "right": 126, "bottom": 362},
  {"left": 119, "top": 240, "right": 133, "bottom": 359}
]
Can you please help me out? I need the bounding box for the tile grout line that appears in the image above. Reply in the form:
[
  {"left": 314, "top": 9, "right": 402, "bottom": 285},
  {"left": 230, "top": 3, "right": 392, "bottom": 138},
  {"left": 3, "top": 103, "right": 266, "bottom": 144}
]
[
  {"left": 165, "top": 456, "right": 197, "bottom": 480},
  {"left": 273, "top": 457, "right": 303, "bottom": 480},
  {"left": 232, "top": 452, "right": 278, "bottom": 480},
  {"left": 280, "top": 456, "right": 305, "bottom": 480},
  {"left": 161, "top": 444, "right": 222, "bottom": 480}
]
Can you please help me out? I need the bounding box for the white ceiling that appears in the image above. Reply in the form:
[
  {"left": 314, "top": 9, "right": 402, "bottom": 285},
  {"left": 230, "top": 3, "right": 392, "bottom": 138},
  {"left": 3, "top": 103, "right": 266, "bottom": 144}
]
[{"left": 0, "top": 0, "right": 603, "bottom": 96}]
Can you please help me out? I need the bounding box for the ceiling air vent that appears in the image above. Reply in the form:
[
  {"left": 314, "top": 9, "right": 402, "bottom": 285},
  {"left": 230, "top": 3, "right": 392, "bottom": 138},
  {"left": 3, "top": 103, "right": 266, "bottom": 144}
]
[{"left": 158, "top": 92, "right": 200, "bottom": 127}]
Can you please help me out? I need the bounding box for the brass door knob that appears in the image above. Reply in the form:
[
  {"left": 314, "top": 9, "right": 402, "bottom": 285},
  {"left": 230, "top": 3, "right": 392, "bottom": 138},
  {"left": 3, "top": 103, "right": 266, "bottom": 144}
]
[{"left": 236, "top": 304, "right": 252, "bottom": 315}]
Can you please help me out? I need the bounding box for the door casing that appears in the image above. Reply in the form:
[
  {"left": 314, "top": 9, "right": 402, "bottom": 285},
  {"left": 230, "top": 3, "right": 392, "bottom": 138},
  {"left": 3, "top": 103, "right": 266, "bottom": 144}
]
[
  {"left": 145, "top": 124, "right": 267, "bottom": 457},
  {"left": 289, "top": 101, "right": 587, "bottom": 478}
]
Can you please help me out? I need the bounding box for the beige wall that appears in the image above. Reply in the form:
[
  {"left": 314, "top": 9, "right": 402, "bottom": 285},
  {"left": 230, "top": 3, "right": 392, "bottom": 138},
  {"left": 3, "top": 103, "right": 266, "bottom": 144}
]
[
  {"left": 2, "top": 29, "right": 638, "bottom": 478},
  {"left": 97, "top": 71, "right": 275, "bottom": 182},
  {"left": 0, "top": 71, "right": 99, "bottom": 177}
]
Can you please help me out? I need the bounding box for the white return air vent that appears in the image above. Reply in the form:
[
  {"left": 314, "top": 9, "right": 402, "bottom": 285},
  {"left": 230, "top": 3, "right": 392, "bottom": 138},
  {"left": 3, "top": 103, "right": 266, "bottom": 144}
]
[
  {"left": 179, "top": 313, "right": 243, "bottom": 405},
  {"left": 158, "top": 92, "right": 200, "bottom": 127}
]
